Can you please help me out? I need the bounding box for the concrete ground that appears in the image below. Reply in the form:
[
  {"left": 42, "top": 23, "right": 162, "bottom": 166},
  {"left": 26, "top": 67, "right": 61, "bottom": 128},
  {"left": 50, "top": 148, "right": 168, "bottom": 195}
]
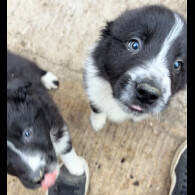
[{"left": 7, "top": 0, "right": 187, "bottom": 195}]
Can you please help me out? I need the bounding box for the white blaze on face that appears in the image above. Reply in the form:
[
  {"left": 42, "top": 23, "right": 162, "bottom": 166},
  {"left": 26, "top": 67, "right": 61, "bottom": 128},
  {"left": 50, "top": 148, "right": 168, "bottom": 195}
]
[
  {"left": 126, "top": 14, "right": 184, "bottom": 111},
  {"left": 156, "top": 14, "right": 184, "bottom": 63},
  {"left": 7, "top": 140, "right": 45, "bottom": 172}
]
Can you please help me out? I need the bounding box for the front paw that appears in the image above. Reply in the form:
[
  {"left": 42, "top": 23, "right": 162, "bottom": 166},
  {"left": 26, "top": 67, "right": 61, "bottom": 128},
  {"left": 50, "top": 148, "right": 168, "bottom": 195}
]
[
  {"left": 61, "top": 149, "right": 85, "bottom": 176},
  {"left": 41, "top": 72, "right": 59, "bottom": 90},
  {"left": 90, "top": 111, "right": 106, "bottom": 131},
  {"left": 66, "top": 158, "right": 85, "bottom": 176}
]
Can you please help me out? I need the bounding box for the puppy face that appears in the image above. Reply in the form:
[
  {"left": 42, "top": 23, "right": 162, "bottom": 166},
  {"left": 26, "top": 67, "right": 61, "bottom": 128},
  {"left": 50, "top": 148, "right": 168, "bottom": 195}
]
[
  {"left": 7, "top": 81, "right": 58, "bottom": 189},
  {"left": 93, "top": 5, "right": 187, "bottom": 120}
]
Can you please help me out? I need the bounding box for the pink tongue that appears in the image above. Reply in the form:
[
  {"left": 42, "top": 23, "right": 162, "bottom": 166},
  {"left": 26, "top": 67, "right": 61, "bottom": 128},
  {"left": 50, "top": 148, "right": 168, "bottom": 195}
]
[
  {"left": 131, "top": 105, "right": 143, "bottom": 111},
  {"left": 41, "top": 170, "right": 58, "bottom": 190}
]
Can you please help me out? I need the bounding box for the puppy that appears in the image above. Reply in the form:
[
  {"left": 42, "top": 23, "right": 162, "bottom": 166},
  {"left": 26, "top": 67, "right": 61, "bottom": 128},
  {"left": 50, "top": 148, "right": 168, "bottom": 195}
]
[
  {"left": 84, "top": 5, "right": 187, "bottom": 131},
  {"left": 7, "top": 51, "right": 86, "bottom": 189}
]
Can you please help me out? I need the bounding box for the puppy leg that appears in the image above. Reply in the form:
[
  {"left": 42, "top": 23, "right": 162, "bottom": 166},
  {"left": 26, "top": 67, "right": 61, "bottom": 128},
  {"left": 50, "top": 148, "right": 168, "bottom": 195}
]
[
  {"left": 51, "top": 126, "right": 85, "bottom": 176},
  {"left": 90, "top": 103, "right": 106, "bottom": 131},
  {"left": 30, "top": 63, "right": 59, "bottom": 90},
  {"left": 41, "top": 71, "right": 59, "bottom": 90}
]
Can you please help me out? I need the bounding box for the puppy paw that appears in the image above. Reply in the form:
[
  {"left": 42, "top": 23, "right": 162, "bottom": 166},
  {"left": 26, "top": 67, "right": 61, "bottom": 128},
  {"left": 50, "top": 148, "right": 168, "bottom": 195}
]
[
  {"left": 61, "top": 149, "right": 85, "bottom": 176},
  {"left": 66, "top": 158, "right": 85, "bottom": 176},
  {"left": 41, "top": 72, "right": 59, "bottom": 90},
  {"left": 90, "top": 111, "right": 106, "bottom": 131}
]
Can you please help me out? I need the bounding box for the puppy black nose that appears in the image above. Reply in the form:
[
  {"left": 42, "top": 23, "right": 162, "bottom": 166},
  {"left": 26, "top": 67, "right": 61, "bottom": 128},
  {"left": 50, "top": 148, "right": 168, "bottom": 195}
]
[{"left": 136, "top": 83, "right": 160, "bottom": 104}]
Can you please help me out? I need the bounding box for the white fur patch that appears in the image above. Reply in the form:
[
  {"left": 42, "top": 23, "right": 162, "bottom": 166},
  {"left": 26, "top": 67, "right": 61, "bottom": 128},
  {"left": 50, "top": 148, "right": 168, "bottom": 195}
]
[
  {"left": 84, "top": 50, "right": 132, "bottom": 123},
  {"left": 60, "top": 148, "right": 85, "bottom": 176},
  {"left": 41, "top": 72, "right": 59, "bottom": 90},
  {"left": 7, "top": 140, "right": 45, "bottom": 172},
  {"left": 90, "top": 110, "right": 107, "bottom": 131},
  {"left": 158, "top": 14, "right": 184, "bottom": 61}
]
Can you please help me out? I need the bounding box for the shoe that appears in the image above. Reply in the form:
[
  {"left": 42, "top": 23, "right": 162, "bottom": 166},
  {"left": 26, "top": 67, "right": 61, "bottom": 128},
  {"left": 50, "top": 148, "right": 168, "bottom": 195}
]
[
  {"left": 46, "top": 157, "right": 89, "bottom": 195},
  {"left": 169, "top": 140, "right": 187, "bottom": 195}
]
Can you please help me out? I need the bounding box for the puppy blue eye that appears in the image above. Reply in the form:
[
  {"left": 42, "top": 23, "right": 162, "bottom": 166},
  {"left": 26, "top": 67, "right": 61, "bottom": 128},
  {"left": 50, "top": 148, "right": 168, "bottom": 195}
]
[
  {"left": 174, "top": 61, "right": 183, "bottom": 71},
  {"left": 24, "top": 128, "right": 32, "bottom": 138},
  {"left": 127, "top": 40, "right": 140, "bottom": 52}
]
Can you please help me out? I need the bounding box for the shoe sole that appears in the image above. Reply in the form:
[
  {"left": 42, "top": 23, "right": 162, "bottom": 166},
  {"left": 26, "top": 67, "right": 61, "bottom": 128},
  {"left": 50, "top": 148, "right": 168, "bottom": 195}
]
[
  {"left": 169, "top": 140, "right": 187, "bottom": 195},
  {"left": 45, "top": 157, "right": 90, "bottom": 195},
  {"left": 79, "top": 156, "right": 90, "bottom": 195}
]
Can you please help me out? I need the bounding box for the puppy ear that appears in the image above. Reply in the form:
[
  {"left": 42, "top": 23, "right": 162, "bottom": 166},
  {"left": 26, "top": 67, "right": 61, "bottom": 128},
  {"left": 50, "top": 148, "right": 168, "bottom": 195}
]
[
  {"left": 101, "top": 21, "right": 114, "bottom": 38},
  {"left": 7, "top": 79, "right": 32, "bottom": 100}
]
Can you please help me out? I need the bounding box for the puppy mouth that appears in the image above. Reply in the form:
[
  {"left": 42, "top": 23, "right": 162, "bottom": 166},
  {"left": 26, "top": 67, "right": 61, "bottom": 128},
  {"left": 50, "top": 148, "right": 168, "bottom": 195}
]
[
  {"left": 21, "top": 179, "right": 42, "bottom": 189},
  {"left": 28, "top": 168, "right": 58, "bottom": 190},
  {"left": 41, "top": 169, "right": 58, "bottom": 190},
  {"left": 32, "top": 163, "right": 59, "bottom": 187},
  {"left": 124, "top": 103, "right": 144, "bottom": 113},
  {"left": 33, "top": 169, "right": 45, "bottom": 183},
  {"left": 130, "top": 104, "right": 143, "bottom": 112}
]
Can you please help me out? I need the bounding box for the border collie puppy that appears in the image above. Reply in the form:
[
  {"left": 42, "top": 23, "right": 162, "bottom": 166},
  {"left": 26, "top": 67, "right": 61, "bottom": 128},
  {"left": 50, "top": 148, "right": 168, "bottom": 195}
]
[
  {"left": 84, "top": 5, "right": 187, "bottom": 131},
  {"left": 7, "top": 51, "right": 88, "bottom": 189}
]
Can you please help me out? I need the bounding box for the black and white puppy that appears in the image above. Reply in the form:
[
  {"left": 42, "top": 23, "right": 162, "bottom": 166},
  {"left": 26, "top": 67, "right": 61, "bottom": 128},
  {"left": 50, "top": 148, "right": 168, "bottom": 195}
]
[
  {"left": 84, "top": 5, "right": 187, "bottom": 131},
  {"left": 7, "top": 51, "right": 86, "bottom": 189}
]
